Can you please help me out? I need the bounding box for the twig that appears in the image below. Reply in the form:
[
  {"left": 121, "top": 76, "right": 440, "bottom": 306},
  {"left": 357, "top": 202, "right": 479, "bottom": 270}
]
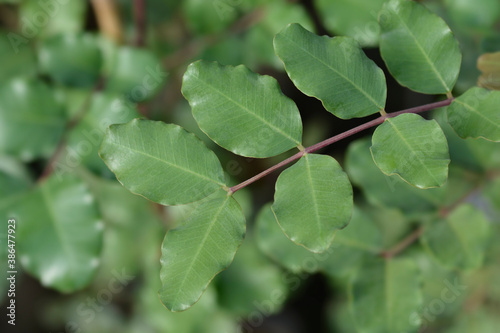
[
  {"left": 229, "top": 98, "right": 454, "bottom": 193},
  {"left": 380, "top": 227, "right": 424, "bottom": 259},
  {"left": 133, "top": 0, "right": 146, "bottom": 47}
]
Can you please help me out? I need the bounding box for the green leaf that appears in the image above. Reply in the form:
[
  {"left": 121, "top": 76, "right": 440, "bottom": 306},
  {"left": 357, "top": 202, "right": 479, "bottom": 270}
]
[
  {"left": 378, "top": 0, "right": 461, "bottom": 94},
  {"left": 159, "top": 190, "right": 245, "bottom": 312},
  {"left": 0, "top": 29, "right": 37, "bottom": 80},
  {"left": 0, "top": 78, "right": 66, "bottom": 161},
  {"left": 182, "top": 60, "right": 303, "bottom": 157},
  {"left": 349, "top": 258, "right": 422, "bottom": 333},
  {"left": 370, "top": 113, "right": 450, "bottom": 189},
  {"left": 272, "top": 154, "right": 353, "bottom": 253},
  {"left": 14, "top": 174, "right": 103, "bottom": 292},
  {"left": 106, "top": 47, "right": 167, "bottom": 103},
  {"left": 67, "top": 92, "right": 141, "bottom": 175},
  {"left": 39, "top": 33, "right": 102, "bottom": 88},
  {"left": 273, "top": 23, "right": 387, "bottom": 119},
  {"left": 315, "top": 0, "right": 386, "bottom": 47},
  {"left": 99, "top": 119, "right": 226, "bottom": 206},
  {"left": 447, "top": 87, "right": 500, "bottom": 142},
  {"left": 421, "top": 204, "right": 491, "bottom": 271}
]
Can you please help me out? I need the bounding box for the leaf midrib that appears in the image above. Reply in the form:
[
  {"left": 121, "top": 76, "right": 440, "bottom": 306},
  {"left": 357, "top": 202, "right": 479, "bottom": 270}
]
[
  {"left": 193, "top": 75, "right": 300, "bottom": 146},
  {"left": 304, "top": 155, "right": 323, "bottom": 243},
  {"left": 386, "top": 118, "right": 440, "bottom": 185},
  {"left": 454, "top": 98, "right": 500, "bottom": 130},
  {"left": 280, "top": 32, "right": 384, "bottom": 110},
  {"left": 107, "top": 139, "right": 224, "bottom": 186}
]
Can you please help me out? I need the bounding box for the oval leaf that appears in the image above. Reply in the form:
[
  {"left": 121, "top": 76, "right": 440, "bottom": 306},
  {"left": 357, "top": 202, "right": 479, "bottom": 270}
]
[
  {"left": 379, "top": 0, "right": 461, "bottom": 94},
  {"left": 14, "top": 174, "right": 103, "bottom": 292},
  {"left": 182, "top": 60, "right": 303, "bottom": 157},
  {"left": 349, "top": 258, "right": 423, "bottom": 333},
  {"left": 0, "top": 78, "right": 65, "bottom": 161},
  {"left": 159, "top": 190, "right": 246, "bottom": 311},
  {"left": 447, "top": 87, "right": 500, "bottom": 142},
  {"left": 370, "top": 113, "right": 450, "bottom": 189},
  {"left": 274, "top": 23, "right": 387, "bottom": 119},
  {"left": 421, "top": 204, "right": 491, "bottom": 270},
  {"left": 99, "top": 119, "right": 226, "bottom": 205},
  {"left": 272, "top": 153, "right": 353, "bottom": 253}
]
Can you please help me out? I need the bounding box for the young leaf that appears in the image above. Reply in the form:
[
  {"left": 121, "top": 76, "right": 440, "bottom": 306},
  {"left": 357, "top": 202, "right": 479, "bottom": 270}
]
[
  {"left": 274, "top": 23, "right": 387, "bottom": 119},
  {"left": 421, "top": 204, "right": 491, "bottom": 271},
  {"left": 159, "top": 190, "right": 245, "bottom": 312},
  {"left": 99, "top": 119, "right": 226, "bottom": 206},
  {"left": 379, "top": 0, "right": 461, "bottom": 94},
  {"left": 0, "top": 78, "right": 65, "bottom": 161},
  {"left": 447, "top": 87, "right": 500, "bottom": 142},
  {"left": 349, "top": 258, "right": 422, "bottom": 333},
  {"left": 14, "top": 174, "right": 103, "bottom": 292},
  {"left": 272, "top": 154, "right": 353, "bottom": 253},
  {"left": 370, "top": 113, "right": 450, "bottom": 189},
  {"left": 182, "top": 60, "right": 303, "bottom": 158}
]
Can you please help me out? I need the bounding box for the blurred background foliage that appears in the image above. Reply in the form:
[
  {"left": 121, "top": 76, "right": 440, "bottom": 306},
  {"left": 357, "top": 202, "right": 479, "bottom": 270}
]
[{"left": 0, "top": 0, "right": 499, "bottom": 332}]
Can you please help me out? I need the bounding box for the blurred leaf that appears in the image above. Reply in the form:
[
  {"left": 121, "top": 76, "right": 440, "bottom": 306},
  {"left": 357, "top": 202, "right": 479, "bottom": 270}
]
[
  {"left": 106, "top": 47, "right": 167, "bottom": 103},
  {"left": 444, "top": 309, "right": 500, "bottom": 333},
  {"left": 0, "top": 29, "right": 37, "bottom": 80},
  {"left": 66, "top": 92, "right": 141, "bottom": 175},
  {"left": 444, "top": 0, "right": 500, "bottom": 33},
  {"left": 274, "top": 23, "right": 386, "bottom": 119},
  {"left": 159, "top": 190, "right": 245, "bottom": 311},
  {"left": 349, "top": 258, "right": 422, "bottom": 333},
  {"left": 14, "top": 174, "right": 103, "bottom": 292},
  {"left": 182, "top": 60, "right": 302, "bottom": 157},
  {"left": 421, "top": 204, "right": 491, "bottom": 271},
  {"left": 0, "top": 78, "right": 65, "bottom": 160},
  {"left": 20, "top": 0, "right": 87, "bottom": 37},
  {"left": 272, "top": 154, "right": 353, "bottom": 253},
  {"left": 379, "top": 0, "right": 461, "bottom": 94},
  {"left": 371, "top": 113, "right": 450, "bottom": 188},
  {"left": 182, "top": 0, "right": 239, "bottom": 35},
  {"left": 100, "top": 119, "right": 226, "bottom": 205},
  {"left": 478, "top": 51, "right": 500, "bottom": 92},
  {"left": 217, "top": 237, "right": 288, "bottom": 316},
  {"left": 447, "top": 87, "right": 500, "bottom": 141},
  {"left": 315, "top": 0, "right": 386, "bottom": 47},
  {"left": 39, "top": 33, "right": 102, "bottom": 87}
]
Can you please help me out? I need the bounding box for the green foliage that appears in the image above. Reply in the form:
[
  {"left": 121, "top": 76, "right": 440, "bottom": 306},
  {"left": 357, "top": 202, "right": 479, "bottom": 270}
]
[{"left": 1, "top": 0, "right": 499, "bottom": 332}]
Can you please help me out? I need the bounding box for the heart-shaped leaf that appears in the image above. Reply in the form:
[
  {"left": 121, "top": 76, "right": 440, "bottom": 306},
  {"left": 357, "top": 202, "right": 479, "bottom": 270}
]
[
  {"left": 100, "top": 119, "right": 226, "bottom": 206},
  {"left": 182, "top": 60, "right": 303, "bottom": 157},
  {"left": 447, "top": 87, "right": 500, "bottom": 142},
  {"left": 274, "top": 23, "right": 387, "bottom": 119},
  {"left": 272, "top": 153, "right": 353, "bottom": 253},
  {"left": 371, "top": 113, "right": 450, "bottom": 189},
  {"left": 379, "top": 0, "right": 461, "bottom": 94},
  {"left": 159, "top": 190, "right": 245, "bottom": 311}
]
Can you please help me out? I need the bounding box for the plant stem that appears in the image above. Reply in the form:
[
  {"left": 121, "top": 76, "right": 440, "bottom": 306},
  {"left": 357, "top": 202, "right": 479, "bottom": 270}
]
[
  {"left": 380, "top": 227, "right": 425, "bottom": 259},
  {"left": 133, "top": 0, "right": 146, "bottom": 47},
  {"left": 229, "top": 98, "right": 453, "bottom": 193}
]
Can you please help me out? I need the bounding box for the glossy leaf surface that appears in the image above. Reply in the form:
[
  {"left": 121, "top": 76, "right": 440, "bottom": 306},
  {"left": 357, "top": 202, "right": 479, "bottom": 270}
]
[
  {"left": 379, "top": 0, "right": 461, "bottom": 94},
  {"left": 447, "top": 87, "right": 500, "bottom": 142},
  {"left": 421, "top": 204, "right": 491, "bottom": 270},
  {"left": 349, "top": 258, "right": 422, "bottom": 333},
  {"left": 272, "top": 154, "right": 353, "bottom": 253},
  {"left": 182, "top": 60, "right": 302, "bottom": 157},
  {"left": 274, "top": 23, "right": 386, "bottom": 119},
  {"left": 371, "top": 113, "right": 450, "bottom": 189},
  {"left": 15, "top": 174, "right": 103, "bottom": 292},
  {"left": 100, "top": 119, "right": 226, "bottom": 206},
  {"left": 159, "top": 190, "right": 245, "bottom": 311}
]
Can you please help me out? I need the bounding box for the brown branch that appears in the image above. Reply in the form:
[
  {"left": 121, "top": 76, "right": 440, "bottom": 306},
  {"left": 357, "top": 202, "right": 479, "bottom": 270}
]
[
  {"left": 380, "top": 227, "right": 425, "bottom": 259},
  {"left": 133, "top": 0, "right": 146, "bottom": 47}
]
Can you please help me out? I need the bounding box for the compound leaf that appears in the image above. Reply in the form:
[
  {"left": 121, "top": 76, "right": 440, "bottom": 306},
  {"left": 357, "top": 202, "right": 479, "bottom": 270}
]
[
  {"left": 447, "top": 87, "right": 500, "bottom": 142},
  {"left": 274, "top": 23, "right": 386, "bottom": 119},
  {"left": 182, "top": 60, "right": 303, "bottom": 157},
  {"left": 349, "top": 258, "right": 422, "bottom": 333},
  {"left": 379, "top": 0, "right": 461, "bottom": 94},
  {"left": 272, "top": 154, "right": 353, "bottom": 253},
  {"left": 100, "top": 119, "right": 226, "bottom": 206},
  {"left": 370, "top": 113, "right": 450, "bottom": 189},
  {"left": 159, "top": 190, "right": 245, "bottom": 312},
  {"left": 421, "top": 204, "right": 491, "bottom": 271},
  {"left": 14, "top": 174, "right": 103, "bottom": 292}
]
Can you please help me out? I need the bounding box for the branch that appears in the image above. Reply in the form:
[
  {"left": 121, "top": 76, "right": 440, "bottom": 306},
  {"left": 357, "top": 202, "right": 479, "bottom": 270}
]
[
  {"left": 229, "top": 98, "right": 453, "bottom": 193},
  {"left": 133, "top": 0, "right": 146, "bottom": 47},
  {"left": 380, "top": 227, "right": 424, "bottom": 259}
]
